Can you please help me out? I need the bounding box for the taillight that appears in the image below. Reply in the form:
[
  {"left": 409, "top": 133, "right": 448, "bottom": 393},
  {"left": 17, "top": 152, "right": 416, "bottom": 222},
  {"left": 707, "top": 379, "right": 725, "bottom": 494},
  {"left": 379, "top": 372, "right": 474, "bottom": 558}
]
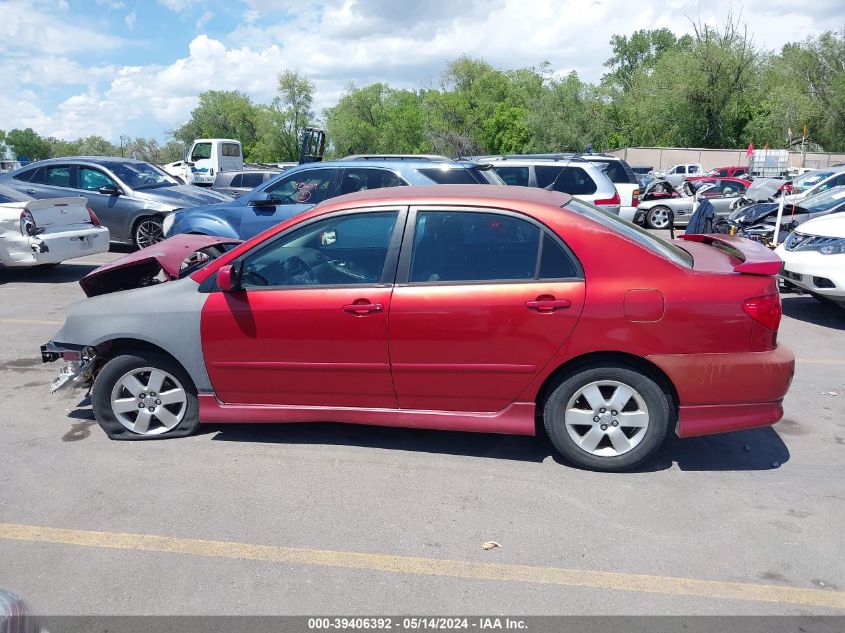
[
  {"left": 594, "top": 191, "right": 621, "bottom": 206},
  {"left": 87, "top": 207, "right": 101, "bottom": 226},
  {"left": 632, "top": 188, "right": 640, "bottom": 207},
  {"left": 743, "top": 294, "right": 782, "bottom": 331},
  {"left": 20, "top": 210, "right": 37, "bottom": 236}
]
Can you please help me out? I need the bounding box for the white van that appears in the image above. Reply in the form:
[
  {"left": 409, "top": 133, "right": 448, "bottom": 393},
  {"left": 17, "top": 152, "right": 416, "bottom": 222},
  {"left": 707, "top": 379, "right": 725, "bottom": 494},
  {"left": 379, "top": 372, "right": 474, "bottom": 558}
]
[{"left": 163, "top": 139, "right": 244, "bottom": 186}]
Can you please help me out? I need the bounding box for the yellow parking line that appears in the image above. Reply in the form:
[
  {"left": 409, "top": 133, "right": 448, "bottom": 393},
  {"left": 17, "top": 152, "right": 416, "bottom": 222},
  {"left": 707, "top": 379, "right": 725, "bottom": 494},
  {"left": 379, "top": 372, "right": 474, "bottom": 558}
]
[
  {"left": 0, "top": 318, "right": 62, "bottom": 326},
  {"left": 0, "top": 522, "right": 842, "bottom": 609}
]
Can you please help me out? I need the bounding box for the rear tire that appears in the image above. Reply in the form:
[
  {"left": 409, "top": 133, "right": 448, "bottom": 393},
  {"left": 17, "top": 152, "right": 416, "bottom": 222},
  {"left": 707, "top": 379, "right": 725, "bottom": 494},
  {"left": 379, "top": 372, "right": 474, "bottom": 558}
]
[
  {"left": 543, "top": 364, "right": 672, "bottom": 471},
  {"left": 92, "top": 352, "right": 200, "bottom": 440}
]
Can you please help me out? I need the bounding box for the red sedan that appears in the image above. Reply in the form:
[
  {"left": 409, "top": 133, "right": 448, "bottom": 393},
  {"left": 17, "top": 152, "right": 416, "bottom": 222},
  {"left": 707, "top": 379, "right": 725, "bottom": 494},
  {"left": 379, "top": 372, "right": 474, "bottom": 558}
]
[{"left": 43, "top": 186, "right": 794, "bottom": 471}]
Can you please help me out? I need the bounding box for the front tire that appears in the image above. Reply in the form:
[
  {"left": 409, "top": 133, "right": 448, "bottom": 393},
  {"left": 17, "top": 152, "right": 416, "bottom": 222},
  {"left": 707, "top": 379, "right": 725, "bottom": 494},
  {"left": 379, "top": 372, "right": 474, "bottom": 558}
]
[
  {"left": 645, "top": 206, "right": 672, "bottom": 230},
  {"left": 92, "top": 352, "right": 200, "bottom": 440},
  {"left": 133, "top": 216, "right": 164, "bottom": 249},
  {"left": 543, "top": 364, "right": 672, "bottom": 471}
]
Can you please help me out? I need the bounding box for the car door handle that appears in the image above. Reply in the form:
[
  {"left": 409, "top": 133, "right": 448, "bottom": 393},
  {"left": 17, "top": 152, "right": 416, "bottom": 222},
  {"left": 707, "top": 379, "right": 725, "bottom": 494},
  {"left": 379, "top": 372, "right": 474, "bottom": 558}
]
[
  {"left": 525, "top": 298, "right": 571, "bottom": 312},
  {"left": 25, "top": 188, "right": 36, "bottom": 194},
  {"left": 343, "top": 301, "right": 384, "bottom": 315}
]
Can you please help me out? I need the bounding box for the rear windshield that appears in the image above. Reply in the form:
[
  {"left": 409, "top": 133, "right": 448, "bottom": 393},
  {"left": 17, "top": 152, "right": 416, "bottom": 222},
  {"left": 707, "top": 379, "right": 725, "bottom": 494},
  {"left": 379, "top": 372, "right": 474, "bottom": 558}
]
[
  {"left": 418, "top": 168, "right": 481, "bottom": 185},
  {"left": 565, "top": 198, "right": 693, "bottom": 268}
]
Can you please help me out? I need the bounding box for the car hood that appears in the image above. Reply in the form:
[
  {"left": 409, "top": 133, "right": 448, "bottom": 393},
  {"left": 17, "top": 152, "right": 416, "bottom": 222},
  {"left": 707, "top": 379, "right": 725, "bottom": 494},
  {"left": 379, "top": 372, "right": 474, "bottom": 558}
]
[
  {"left": 79, "top": 234, "right": 241, "bottom": 297},
  {"left": 729, "top": 201, "right": 807, "bottom": 224},
  {"left": 745, "top": 178, "right": 786, "bottom": 201},
  {"left": 133, "top": 185, "right": 232, "bottom": 207},
  {"left": 794, "top": 211, "right": 845, "bottom": 238}
]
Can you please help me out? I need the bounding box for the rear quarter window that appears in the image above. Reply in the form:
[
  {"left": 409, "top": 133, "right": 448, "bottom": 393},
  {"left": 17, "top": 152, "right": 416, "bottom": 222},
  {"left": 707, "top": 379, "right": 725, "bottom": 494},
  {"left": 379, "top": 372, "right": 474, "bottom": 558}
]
[
  {"left": 537, "top": 166, "right": 597, "bottom": 195},
  {"left": 222, "top": 143, "right": 242, "bottom": 157}
]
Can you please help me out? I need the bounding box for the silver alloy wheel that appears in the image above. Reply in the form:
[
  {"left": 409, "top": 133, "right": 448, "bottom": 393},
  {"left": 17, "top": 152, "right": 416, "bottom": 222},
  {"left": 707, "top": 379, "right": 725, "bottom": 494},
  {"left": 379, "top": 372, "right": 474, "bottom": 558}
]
[
  {"left": 564, "top": 380, "right": 650, "bottom": 457},
  {"left": 135, "top": 218, "right": 164, "bottom": 249},
  {"left": 109, "top": 366, "right": 187, "bottom": 435},
  {"left": 647, "top": 207, "right": 671, "bottom": 229}
]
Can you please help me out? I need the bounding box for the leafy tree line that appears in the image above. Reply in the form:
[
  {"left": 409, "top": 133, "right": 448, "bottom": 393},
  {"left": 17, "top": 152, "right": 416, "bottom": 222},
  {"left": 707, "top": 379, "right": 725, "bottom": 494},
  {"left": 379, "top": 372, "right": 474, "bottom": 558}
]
[{"left": 2, "top": 19, "right": 844, "bottom": 164}]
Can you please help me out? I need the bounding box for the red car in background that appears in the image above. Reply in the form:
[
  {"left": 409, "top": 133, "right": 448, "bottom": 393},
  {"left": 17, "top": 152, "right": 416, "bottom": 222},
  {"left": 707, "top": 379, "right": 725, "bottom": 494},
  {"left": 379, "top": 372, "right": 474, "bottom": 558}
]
[{"left": 42, "top": 186, "right": 794, "bottom": 472}]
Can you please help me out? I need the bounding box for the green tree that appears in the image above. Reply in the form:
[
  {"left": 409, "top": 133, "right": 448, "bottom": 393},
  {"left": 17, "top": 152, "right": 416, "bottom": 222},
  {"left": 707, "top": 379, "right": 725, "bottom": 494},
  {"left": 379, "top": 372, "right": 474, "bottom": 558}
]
[
  {"left": 77, "top": 135, "right": 119, "bottom": 156},
  {"left": 172, "top": 90, "right": 260, "bottom": 159},
  {"left": 603, "top": 28, "right": 692, "bottom": 93},
  {"left": 5, "top": 128, "right": 52, "bottom": 160}
]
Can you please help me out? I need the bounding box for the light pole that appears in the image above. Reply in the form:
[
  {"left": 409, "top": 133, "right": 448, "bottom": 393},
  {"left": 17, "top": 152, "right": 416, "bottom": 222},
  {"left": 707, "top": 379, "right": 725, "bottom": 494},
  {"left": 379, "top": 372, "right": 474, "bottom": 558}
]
[{"left": 120, "top": 135, "right": 130, "bottom": 158}]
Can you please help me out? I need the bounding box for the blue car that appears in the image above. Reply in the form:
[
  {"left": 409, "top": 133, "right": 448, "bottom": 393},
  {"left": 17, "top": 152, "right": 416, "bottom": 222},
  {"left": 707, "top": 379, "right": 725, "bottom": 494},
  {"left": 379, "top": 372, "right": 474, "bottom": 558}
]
[{"left": 163, "top": 156, "right": 504, "bottom": 240}]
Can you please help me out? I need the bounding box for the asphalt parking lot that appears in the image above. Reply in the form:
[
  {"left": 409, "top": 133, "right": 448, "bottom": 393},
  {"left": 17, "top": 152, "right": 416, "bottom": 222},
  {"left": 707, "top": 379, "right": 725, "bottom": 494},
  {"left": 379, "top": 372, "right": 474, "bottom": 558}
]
[{"left": 0, "top": 243, "right": 843, "bottom": 616}]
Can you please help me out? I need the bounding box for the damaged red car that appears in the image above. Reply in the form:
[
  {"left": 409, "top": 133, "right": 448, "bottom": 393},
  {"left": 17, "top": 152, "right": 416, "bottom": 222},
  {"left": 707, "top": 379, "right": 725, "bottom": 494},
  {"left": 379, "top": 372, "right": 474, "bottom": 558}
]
[{"left": 42, "top": 186, "right": 794, "bottom": 471}]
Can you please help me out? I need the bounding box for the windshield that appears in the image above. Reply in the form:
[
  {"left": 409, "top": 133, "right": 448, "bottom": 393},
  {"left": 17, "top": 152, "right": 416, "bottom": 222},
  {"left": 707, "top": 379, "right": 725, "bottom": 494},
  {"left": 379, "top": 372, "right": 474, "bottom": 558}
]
[
  {"left": 792, "top": 171, "right": 832, "bottom": 193},
  {"left": 109, "top": 162, "right": 179, "bottom": 190},
  {"left": 565, "top": 198, "right": 693, "bottom": 268},
  {"left": 803, "top": 186, "right": 845, "bottom": 212}
]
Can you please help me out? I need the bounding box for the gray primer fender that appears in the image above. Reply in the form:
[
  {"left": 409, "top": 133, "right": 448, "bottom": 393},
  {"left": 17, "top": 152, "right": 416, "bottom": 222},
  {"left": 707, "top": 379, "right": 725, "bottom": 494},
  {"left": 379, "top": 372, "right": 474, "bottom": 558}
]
[{"left": 50, "top": 277, "right": 213, "bottom": 393}]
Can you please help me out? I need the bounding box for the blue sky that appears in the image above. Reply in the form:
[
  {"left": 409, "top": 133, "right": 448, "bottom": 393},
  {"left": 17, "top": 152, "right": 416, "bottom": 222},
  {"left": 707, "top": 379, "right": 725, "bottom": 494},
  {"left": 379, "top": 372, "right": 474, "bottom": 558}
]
[{"left": 2, "top": 0, "right": 843, "bottom": 145}]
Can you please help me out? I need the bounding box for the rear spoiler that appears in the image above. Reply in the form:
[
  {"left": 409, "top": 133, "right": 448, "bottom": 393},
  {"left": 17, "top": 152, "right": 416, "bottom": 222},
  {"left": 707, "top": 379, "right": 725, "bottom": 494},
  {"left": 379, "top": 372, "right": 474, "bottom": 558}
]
[{"left": 680, "top": 234, "right": 783, "bottom": 275}]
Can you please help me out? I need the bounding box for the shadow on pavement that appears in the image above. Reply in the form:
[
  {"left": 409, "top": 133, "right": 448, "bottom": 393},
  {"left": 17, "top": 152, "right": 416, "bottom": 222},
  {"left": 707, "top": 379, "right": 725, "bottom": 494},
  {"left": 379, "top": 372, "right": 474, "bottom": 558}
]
[
  {"left": 0, "top": 263, "right": 101, "bottom": 285},
  {"left": 205, "top": 421, "right": 790, "bottom": 472},
  {"left": 781, "top": 294, "right": 845, "bottom": 330}
]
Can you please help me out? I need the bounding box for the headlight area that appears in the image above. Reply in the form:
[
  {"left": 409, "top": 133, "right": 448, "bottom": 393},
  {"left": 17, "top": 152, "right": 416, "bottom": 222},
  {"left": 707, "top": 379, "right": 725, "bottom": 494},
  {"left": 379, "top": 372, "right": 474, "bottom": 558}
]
[
  {"left": 41, "top": 342, "right": 99, "bottom": 394},
  {"left": 784, "top": 232, "right": 845, "bottom": 255},
  {"left": 161, "top": 210, "right": 180, "bottom": 237}
]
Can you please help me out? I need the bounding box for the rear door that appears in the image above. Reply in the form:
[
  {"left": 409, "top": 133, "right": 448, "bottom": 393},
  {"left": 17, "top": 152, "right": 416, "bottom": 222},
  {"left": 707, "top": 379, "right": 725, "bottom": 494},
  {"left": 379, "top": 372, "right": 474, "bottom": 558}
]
[
  {"left": 388, "top": 207, "right": 585, "bottom": 413},
  {"left": 23, "top": 164, "right": 75, "bottom": 200}
]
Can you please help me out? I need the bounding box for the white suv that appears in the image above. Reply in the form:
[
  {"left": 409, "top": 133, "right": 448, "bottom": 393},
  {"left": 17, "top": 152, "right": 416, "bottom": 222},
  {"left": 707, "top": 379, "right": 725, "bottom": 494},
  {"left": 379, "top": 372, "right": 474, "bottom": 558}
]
[
  {"left": 580, "top": 155, "right": 641, "bottom": 222},
  {"left": 479, "top": 155, "right": 621, "bottom": 214}
]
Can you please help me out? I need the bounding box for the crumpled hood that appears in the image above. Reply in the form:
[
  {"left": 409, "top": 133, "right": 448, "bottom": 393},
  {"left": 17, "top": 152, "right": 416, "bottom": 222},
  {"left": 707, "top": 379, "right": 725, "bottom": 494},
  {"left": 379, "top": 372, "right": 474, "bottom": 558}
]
[
  {"left": 133, "top": 185, "right": 232, "bottom": 208},
  {"left": 744, "top": 178, "right": 786, "bottom": 202},
  {"left": 79, "top": 234, "right": 241, "bottom": 297},
  {"left": 729, "top": 202, "right": 806, "bottom": 225}
]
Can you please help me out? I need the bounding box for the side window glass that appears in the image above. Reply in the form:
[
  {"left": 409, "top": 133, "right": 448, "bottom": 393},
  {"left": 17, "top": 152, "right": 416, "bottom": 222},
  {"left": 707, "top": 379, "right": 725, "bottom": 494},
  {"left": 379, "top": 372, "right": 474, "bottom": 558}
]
[
  {"left": 240, "top": 211, "right": 398, "bottom": 289},
  {"left": 228, "top": 174, "right": 243, "bottom": 188},
  {"left": 190, "top": 143, "right": 212, "bottom": 161},
  {"left": 494, "top": 166, "right": 530, "bottom": 186},
  {"left": 535, "top": 166, "right": 563, "bottom": 188},
  {"left": 543, "top": 167, "right": 597, "bottom": 195},
  {"left": 45, "top": 167, "right": 70, "bottom": 187},
  {"left": 79, "top": 168, "right": 116, "bottom": 191},
  {"left": 409, "top": 211, "right": 540, "bottom": 283},
  {"left": 338, "top": 168, "right": 406, "bottom": 196},
  {"left": 539, "top": 233, "right": 577, "bottom": 278},
  {"left": 221, "top": 143, "right": 241, "bottom": 157},
  {"left": 263, "top": 169, "right": 336, "bottom": 205},
  {"left": 240, "top": 173, "right": 264, "bottom": 188}
]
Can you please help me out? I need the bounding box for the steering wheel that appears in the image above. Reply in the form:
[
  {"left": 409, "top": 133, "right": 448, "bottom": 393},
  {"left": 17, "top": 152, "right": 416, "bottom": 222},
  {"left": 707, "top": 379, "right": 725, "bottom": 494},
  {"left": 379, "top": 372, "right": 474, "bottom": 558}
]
[{"left": 283, "top": 256, "right": 317, "bottom": 285}]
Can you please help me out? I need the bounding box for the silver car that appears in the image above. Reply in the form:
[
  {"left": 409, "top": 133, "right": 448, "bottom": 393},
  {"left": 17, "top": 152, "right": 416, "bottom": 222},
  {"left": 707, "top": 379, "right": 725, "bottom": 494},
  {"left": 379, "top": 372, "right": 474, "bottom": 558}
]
[
  {"left": 0, "top": 157, "right": 232, "bottom": 248},
  {"left": 478, "top": 155, "right": 621, "bottom": 214},
  {"left": 635, "top": 180, "right": 747, "bottom": 229}
]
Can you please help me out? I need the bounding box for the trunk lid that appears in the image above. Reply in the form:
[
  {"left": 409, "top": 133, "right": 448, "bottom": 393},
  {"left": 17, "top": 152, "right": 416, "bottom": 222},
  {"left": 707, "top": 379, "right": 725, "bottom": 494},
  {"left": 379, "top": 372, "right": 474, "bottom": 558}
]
[
  {"left": 676, "top": 234, "right": 783, "bottom": 275},
  {"left": 21, "top": 197, "right": 91, "bottom": 227}
]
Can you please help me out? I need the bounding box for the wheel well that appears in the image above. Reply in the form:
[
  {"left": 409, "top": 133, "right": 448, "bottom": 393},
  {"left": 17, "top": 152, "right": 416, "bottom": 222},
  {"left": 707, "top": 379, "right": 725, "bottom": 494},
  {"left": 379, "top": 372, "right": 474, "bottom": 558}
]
[
  {"left": 95, "top": 338, "right": 185, "bottom": 373},
  {"left": 534, "top": 351, "right": 679, "bottom": 431},
  {"left": 132, "top": 214, "right": 164, "bottom": 232}
]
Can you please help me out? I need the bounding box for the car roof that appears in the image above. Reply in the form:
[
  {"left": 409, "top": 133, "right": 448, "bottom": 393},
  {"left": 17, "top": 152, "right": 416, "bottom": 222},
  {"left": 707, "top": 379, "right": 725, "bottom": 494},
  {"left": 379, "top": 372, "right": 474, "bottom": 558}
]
[
  {"left": 299, "top": 158, "right": 485, "bottom": 169},
  {"left": 20, "top": 156, "right": 150, "bottom": 167},
  {"left": 316, "top": 184, "right": 572, "bottom": 212}
]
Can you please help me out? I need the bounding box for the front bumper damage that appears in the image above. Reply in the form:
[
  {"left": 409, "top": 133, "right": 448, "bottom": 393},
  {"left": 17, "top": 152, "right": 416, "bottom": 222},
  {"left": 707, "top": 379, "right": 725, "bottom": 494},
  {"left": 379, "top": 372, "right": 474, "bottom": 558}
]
[{"left": 41, "top": 341, "right": 98, "bottom": 394}]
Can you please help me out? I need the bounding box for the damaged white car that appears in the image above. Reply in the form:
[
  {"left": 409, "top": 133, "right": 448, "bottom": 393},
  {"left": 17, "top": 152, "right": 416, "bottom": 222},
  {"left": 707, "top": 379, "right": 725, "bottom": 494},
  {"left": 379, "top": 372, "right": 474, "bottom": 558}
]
[{"left": 0, "top": 184, "right": 109, "bottom": 267}]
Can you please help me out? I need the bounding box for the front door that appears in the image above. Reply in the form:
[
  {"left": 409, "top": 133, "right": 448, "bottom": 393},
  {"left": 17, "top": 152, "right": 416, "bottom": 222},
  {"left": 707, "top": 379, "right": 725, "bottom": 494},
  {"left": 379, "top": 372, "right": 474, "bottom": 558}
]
[
  {"left": 238, "top": 167, "right": 340, "bottom": 240},
  {"left": 389, "top": 208, "right": 586, "bottom": 413},
  {"left": 202, "top": 209, "right": 404, "bottom": 407}
]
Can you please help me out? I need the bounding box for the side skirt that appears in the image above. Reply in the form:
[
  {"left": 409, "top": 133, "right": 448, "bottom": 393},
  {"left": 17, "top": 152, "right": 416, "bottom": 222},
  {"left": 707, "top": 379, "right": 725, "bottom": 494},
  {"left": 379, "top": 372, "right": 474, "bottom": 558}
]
[{"left": 198, "top": 395, "right": 537, "bottom": 436}]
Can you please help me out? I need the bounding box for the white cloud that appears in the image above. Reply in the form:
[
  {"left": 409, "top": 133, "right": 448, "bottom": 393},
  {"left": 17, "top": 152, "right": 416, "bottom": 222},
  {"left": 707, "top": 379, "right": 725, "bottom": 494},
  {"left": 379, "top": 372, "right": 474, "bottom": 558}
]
[
  {"left": 158, "top": 0, "right": 197, "bottom": 13},
  {"left": 125, "top": 11, "right": 137, "bottom": 31},
  {"left": 2, "top": 0, "right": 844, "bottom": 143},
  {"left": 195, "top": 10, "right": 213, "bottom": 30}
]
